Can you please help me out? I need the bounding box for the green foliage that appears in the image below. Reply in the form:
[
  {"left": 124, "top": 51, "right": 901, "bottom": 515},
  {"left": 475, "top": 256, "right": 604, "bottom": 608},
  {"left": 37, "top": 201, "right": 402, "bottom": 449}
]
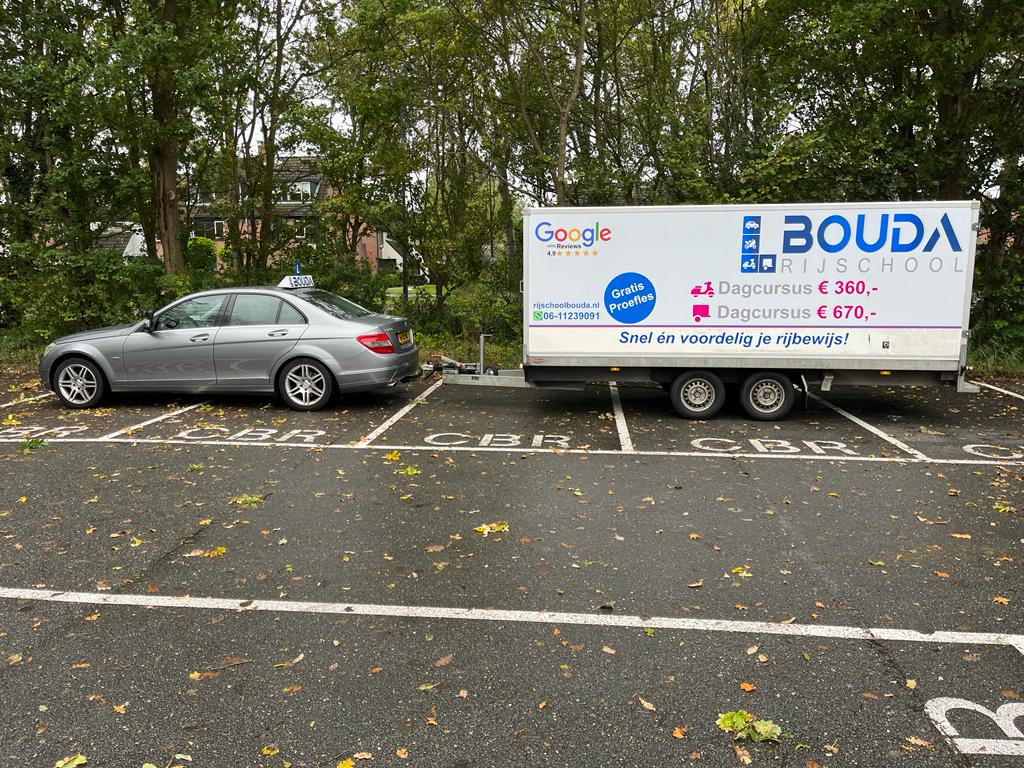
[
  {"left": 0, "top": 246, "right": 164, "bottom": 344},
  {"left": 185, "top": 237, "right": 218, "bottom": 273},
  {"left": 291, "top": 242, "right": 389, "bottom": 312}
]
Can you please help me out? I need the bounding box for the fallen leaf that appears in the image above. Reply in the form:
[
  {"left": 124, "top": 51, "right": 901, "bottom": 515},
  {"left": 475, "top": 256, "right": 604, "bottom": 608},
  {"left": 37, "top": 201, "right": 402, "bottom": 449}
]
[
  {"left": 473, "top": 521, "right": 509, "bottom": 537},
  {"left": 950, "top": 532, "right": 972, "bottom": 539},
  {"left": 538, "top": 699, "right": 547, "bottom": 709},
  {"left": 746, "top": 645, "right": 758, "bottom": 655},
  {"left": 639, "top": 697, "right": 656, "bottom": 712},
  {"left": 739, "top": 682, "right": 757, "bottom": 692},
  {"left": 54, "top": 756, "right": 87, "bottom": 768},
  {"left": 905, "top": 736, "right": 933, "bottom": 749},
  {"left": 934, "top": 571, "right": 950, "bottom": 578},
  {"left": 337, "top": 760, "right": 354, "bottom": 768},
  {"left": 112, "top": 702, "right": 127, "bottom": 714},
  {"left": 395, "top": 748, "right": 409, "bottom": 759},
  {"left": 994, "top": 596, "right": 1010, "bottom": 605},
  {"left": 353, "top": 752, "right": 373, "bottom": 760},
  {"left": 261, "top": 746, "right": 280, "bottom": 756},
  {"left": 687, "top": 580, "right": 704, "bottom": 588},
  {"left": 417, "top": 682, "right": 440, "bottom": 691},
  {"left": 672, "top": 725, "right": 688, "bottom": 739},
  {"left": 906, "top": 679, "right": 917, "bottom": 689},
  {"left": 734, "top": 744, "right": 752, "bottom": 765},
  {"left": 947, "top": 488, "right": 960, "bottom": 496},
  {"left": 602, "top": 646, "right": 616, "bottom": 655},
  {"left": 435, "top": 654, "right": 453, "bottom": 667},
  {"left": 457, "top": 689, "right": 468, "bottom": 698}
]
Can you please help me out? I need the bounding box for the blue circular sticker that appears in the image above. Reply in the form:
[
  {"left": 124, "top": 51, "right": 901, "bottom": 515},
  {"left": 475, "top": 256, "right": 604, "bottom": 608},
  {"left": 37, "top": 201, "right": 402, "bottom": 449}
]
[{"left": 604, "top": 272, "right": 656, "bottom": 324}]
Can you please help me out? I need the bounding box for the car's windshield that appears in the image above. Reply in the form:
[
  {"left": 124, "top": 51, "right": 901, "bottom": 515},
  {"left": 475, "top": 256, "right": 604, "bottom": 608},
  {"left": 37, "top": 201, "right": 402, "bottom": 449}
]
[{"left": 297, "top": 289, "right": 373, "bottom": 320}]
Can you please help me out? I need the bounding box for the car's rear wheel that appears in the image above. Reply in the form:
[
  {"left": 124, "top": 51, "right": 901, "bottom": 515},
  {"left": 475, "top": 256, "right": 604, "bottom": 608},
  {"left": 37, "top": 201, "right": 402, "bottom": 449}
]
[
  {"left": 669, "top": 370, "right": 725, "bottom": 420},
  {"left": 278, "top": 358, "right": 333, "bottom": 411},
  {"left": 54, "top": 357, "right": 105, "bottom": 409}
]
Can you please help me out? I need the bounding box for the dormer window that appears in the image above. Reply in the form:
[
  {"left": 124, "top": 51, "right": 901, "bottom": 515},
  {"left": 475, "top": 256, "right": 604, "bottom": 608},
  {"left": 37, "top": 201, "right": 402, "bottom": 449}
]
[{"left": 282, "top": 181, "right": 314, "bottom": 203}]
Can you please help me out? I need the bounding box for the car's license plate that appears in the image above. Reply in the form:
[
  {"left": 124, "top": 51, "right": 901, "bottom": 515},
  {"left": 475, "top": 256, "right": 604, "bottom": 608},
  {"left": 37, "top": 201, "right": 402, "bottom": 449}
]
[{"left": 397, "top": 331, "right": 410, "bottom": 345}]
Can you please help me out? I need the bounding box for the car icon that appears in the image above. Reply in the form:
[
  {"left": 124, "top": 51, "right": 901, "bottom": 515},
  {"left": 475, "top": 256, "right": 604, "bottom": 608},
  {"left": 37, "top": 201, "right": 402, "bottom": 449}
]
[
  {"left": 744, "top": 220, "right": 760, "bottom": 230},
  {"left": 39, "top": 276, "right": 420, "bottom": 411}
]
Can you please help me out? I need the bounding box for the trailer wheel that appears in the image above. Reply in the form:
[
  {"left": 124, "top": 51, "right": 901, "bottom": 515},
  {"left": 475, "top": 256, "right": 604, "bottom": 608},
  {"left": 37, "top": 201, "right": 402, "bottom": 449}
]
[
  {"left": 740, "top": 372, "right": 794, "bottom": 421},
  {"left": 669, "top": 371, "right": 725, "bottom": 420},
  {"left": 483, "top": 365, "right": 500, "bottom": 376}
]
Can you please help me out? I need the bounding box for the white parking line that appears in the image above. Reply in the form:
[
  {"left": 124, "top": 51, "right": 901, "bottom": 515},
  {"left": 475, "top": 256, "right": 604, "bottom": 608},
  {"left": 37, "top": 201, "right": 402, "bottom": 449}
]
[
  {"left": 977, "top": 381, "right": 1024, "bottom": 402},
  {"left": 808, "top": 392, "right": 931, "bottom": 461},
  {"left": 96, "top": 401, "right": 210, "bottom": 441},
  {"left": 1, "top": 586, "right": 1021, "bottom": 655},
  {"left": 5, "top": 434, "right": 1024, "bottom": 466},
  {"left": 608, "top": 383, "right": 634, "bottom": 453},
  {"left": 0, "top": 392, "right": 52, "bottom": 409},
  {"left": 355, "top": 378, "right": 444, "bottom": 447}
]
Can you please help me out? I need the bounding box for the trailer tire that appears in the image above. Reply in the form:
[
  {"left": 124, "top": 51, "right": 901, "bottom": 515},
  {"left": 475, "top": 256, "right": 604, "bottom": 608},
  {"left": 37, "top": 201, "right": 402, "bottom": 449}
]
[
  {"left": 483, "top": 365, "right": 500, "bottom": 376},
  {"left": 669, "top": 371, "right": 725, "bottom": 420},
  {"left": 739, "top": 372, "right": 794, "bottom": 421}
]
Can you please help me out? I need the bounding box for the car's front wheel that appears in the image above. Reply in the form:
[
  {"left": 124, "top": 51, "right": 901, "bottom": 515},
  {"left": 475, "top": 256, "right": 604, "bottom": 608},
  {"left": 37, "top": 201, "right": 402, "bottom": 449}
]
[
  {"left": 54, "top": 356, "right": 106, "bottom": 409},
  {"left": 277, "top": 358, "right": 333, "bottom": 411}
]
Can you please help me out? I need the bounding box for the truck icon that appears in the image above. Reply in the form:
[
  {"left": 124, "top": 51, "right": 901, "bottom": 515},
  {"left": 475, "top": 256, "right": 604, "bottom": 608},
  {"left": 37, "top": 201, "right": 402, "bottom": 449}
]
[{"left": 692, "top": 304, "right": 711, "bottom": 322}]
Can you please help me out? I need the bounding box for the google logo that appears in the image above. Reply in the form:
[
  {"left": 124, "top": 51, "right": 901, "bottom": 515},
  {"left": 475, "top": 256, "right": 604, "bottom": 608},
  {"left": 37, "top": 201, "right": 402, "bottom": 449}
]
[{"left": 534, "top": 221, "right": 612, "bottom": 248}]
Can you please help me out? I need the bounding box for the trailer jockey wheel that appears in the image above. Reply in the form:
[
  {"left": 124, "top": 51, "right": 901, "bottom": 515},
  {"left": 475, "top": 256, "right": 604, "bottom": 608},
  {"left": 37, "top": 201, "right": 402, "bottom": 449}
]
[
  {"left": 669, "top": 370, "right": 725, "bottom": 420},
  {"left": 740, "top": 371, "right": 794, "bottom": 421}
]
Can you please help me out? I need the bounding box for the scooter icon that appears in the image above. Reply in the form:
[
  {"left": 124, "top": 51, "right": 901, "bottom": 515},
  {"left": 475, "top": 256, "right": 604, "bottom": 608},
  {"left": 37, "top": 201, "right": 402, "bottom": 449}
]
[{"left": 690, "top": 281, "right": 714, "bottom": 298}]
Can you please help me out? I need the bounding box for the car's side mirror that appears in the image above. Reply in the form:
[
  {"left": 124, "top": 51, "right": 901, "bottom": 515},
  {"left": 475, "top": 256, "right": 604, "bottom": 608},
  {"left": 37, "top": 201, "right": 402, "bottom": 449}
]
[{"left": 142, "top": 311, "right": 155, "bottom": 332}]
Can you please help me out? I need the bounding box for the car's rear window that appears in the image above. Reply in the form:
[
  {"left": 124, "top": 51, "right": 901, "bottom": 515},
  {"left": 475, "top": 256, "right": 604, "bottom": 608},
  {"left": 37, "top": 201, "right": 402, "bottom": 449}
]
[{"left": 296, "top": 289, "right": 372, "bottom": 320}]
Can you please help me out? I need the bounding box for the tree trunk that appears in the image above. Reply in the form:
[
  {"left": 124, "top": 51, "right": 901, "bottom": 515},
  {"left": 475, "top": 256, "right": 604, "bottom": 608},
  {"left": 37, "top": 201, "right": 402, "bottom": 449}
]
[
  {"left": 148, "top": 0, "right": 185, "bottom": 273},
  {"left": 151, "top": 136, "right": 184, "bottom": 273}
]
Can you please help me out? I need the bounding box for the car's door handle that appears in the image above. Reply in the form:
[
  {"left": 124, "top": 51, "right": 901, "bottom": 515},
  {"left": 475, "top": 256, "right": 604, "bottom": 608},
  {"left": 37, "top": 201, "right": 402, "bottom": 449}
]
[
  {"left": 189, "top": 333, "right": 209, "bottom": 342},
  {"left": 267, "top": 329, "right": 289, "bottom": 337}
]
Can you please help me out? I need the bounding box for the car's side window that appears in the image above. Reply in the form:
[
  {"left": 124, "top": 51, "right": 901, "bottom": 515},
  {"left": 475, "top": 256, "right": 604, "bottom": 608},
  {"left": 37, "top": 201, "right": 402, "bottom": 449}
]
[
  {"left": 229, "top": 294, "right": 282, "bottom": 326},
  {"left": 277, "top": 301, "right": 306, "bottom": 325},
  {"left": 157, "top": 295, "right": 225, "bottom": 330}
]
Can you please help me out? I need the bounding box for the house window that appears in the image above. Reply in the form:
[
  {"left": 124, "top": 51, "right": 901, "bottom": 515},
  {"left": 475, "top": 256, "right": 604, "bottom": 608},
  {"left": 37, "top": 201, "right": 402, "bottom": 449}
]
[
  {"left": 283, "top": 181, "right": 313, "bottom": 203},
  {"left": 213, "top": 221, "right": 226, "bottom": 239}
]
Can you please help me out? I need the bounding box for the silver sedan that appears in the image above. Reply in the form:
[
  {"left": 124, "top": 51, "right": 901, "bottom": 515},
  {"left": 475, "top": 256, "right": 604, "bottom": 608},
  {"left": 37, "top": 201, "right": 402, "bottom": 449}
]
[{"left": 39, "top": 278, "right": 420, "bottom": 411}]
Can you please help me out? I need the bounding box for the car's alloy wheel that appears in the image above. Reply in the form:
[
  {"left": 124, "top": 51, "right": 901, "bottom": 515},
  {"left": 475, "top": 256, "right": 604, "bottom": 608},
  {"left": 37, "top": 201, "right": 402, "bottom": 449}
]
[
  {"left": 279, "top": 359, "right": 333, "bottom": 411},
  {"left": 55, "top": 358, "right": 105, "bottom": 408}
]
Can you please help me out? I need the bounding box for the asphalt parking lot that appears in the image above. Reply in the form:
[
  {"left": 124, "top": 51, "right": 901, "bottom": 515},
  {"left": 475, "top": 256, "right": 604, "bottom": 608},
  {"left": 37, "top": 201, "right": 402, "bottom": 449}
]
[{"left": 0, "top": 373, "right": 1021, "bottom": 767}]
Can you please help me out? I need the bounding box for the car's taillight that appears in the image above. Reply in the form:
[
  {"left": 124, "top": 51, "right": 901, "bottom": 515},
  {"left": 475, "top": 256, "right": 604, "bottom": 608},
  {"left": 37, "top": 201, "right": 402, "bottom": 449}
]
[{"left": 357, "top": 332, "right": 396, "bottom": 354}]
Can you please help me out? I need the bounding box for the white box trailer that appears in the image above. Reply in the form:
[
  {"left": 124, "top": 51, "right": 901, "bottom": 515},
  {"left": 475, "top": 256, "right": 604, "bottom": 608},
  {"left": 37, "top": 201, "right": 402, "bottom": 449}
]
[{"left": 446, "top": 201, "right": 980, "bottom": 420}]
